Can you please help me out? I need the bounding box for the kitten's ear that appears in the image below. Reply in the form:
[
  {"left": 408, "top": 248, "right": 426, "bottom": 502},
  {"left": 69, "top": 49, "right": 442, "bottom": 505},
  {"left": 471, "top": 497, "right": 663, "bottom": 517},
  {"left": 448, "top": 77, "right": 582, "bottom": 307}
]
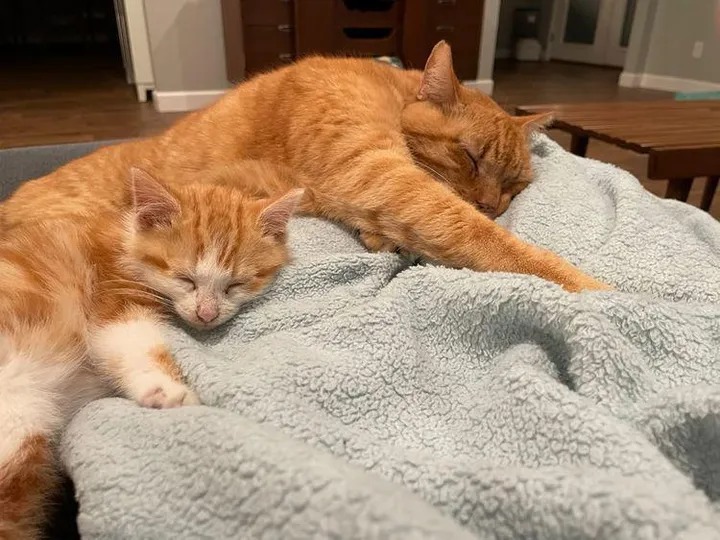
[
  {"left": 515, "top": 112, "right": 554, "bottom": 133},
  {"left": 258, "top": 188, "right": 305, "bottom": 239},
  {"left": 418, "top": 40, "right": 460, "bottom": 107},
  {"left": 129, "top": 167, "right": 180, "bottom": 230}
]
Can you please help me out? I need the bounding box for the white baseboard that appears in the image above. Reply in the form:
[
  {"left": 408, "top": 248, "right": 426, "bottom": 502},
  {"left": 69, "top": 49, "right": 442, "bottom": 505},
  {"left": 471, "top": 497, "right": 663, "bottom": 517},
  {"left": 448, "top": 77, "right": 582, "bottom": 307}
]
[
  {"left": 619, "top": 72, "right": 720, "bottom": 92},
  {"left": 618, "top": 71, "right": 642, "bottom": 88},
  {"left": 153, "top": 90, "right": 228, "bottom": 113},
  {"left": 463, "top": 79, "right": 494, "bottom": 95}
]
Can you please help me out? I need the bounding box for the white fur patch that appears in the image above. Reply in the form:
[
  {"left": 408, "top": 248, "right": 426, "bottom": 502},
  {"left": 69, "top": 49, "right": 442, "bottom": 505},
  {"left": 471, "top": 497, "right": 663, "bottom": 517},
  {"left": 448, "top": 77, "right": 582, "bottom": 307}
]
[
  {"left": 196, "top": 247, "right": 228, "bottom": 283},
  {"left": 0, "top": 352, "right": 63, "bottom": 466},
  {"left": 89, "top": 317, "right": 198, "bottom": 406},
  {"left": 89, "top": 317, "right": 165, "bottom": 381},
  {"left": 0, "top": 338, "right": 108, "bottom": 468}
]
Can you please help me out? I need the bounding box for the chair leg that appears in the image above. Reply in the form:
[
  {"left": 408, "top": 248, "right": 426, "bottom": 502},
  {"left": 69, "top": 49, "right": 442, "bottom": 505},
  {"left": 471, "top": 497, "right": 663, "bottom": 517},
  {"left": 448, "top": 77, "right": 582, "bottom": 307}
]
[
  {"left": 700, "top": 176, "right": 718, "bottom": 212},
  {"left": 570, "top": 134, "right": 589, "bottom": 157},
  {"left": 665, "top": 178, "right": 693, "bottom": 202}
]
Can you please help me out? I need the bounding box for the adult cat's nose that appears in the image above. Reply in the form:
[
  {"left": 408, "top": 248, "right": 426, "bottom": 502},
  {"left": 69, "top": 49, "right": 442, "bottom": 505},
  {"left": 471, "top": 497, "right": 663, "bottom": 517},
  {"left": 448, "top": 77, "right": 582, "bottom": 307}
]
[{"left": 196, "top": 303, "right": 219, "bottom": 323}]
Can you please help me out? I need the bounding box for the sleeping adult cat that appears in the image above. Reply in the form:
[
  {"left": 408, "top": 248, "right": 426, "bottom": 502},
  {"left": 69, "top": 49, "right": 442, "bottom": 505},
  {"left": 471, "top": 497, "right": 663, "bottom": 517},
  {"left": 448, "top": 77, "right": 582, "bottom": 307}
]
[{"left": 1, "top": 42, "right": 609, "bottom": 292}]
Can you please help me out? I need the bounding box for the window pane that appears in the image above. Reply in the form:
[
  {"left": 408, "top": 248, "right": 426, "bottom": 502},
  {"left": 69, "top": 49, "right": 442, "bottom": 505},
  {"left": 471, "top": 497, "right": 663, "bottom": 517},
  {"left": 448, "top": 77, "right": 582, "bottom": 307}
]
[{"left": 563, "top": 0, "right": 601, "bottom": 45}]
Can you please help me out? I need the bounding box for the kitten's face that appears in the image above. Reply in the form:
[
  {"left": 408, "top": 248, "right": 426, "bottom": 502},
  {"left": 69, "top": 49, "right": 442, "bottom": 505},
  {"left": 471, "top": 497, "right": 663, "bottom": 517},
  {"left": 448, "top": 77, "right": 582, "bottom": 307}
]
[
  {"left": 125, "top": 169, "right": 303, "bottom": 329},
  {"left": 402, "top": 42, "right": 551, "bottom": 218}
]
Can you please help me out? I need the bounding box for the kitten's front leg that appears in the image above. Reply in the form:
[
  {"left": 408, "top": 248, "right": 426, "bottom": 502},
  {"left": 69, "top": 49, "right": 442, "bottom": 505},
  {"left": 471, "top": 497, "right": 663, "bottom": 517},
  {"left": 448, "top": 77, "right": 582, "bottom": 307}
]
[{"left": 89, "top": 311, "right": 200, "bottom": 408}]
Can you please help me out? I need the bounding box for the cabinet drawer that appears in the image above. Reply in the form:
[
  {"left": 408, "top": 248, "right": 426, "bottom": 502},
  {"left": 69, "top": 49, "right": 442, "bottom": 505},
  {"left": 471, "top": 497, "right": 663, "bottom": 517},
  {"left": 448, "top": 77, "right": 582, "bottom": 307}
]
[
  {"left": 245, "top": 51, "right": 295, "bottom": 74},
  {"left": 432, "top": 23, "right": 481, "bottom": 80},
  {"left": 336, "top": 28, "right": 399, "bottom": 56},
  {"left": 243, "top": 25, "right": 295, "bottom": 74},
  {"left": 429, "top": 0, "right": 483, "bottom": 26},
  {"left": 431, "top": 22, "right": 481, "bottom": 47},
  {"left": 241, "top": 0, "right": 293, "bottom": 26},
  {"left": 243, "top": 25, "right": 294, "bottom": 54},
  {"left": 297, "top": 0, "right": 400, "bottom": 27}
]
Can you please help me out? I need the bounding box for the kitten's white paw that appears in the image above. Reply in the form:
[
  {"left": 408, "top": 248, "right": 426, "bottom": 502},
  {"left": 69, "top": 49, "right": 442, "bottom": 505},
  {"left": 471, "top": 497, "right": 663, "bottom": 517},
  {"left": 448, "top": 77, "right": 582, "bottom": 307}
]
[{"left": 134, "top": 374, "right": 200, "bottom": 408}]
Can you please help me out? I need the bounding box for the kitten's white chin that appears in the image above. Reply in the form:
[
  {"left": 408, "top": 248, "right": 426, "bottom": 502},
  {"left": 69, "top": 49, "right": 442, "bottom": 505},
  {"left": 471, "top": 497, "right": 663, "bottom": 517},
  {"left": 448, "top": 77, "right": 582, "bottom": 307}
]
[
  {"left": 179, "top": 311, "right": 238, "bottom": 330},
  {"left": 182, "top": 317, "right": 223, "bottom": 330}
]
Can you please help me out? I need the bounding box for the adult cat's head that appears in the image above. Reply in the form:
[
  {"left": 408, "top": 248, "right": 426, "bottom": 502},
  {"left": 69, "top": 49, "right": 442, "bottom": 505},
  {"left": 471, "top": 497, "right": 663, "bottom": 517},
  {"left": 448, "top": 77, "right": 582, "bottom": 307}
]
[
  {"left": 401, "top": 41, "right": 552, "bottom": 218},
  {"left": 123, "top": 167, "right": 303, "bottom": 329}
]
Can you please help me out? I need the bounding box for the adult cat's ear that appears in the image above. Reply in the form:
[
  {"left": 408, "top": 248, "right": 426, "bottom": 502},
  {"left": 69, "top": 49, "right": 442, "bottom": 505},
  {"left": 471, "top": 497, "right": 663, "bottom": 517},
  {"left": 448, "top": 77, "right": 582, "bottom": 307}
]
[
  {"left": 258, "top": 188, "right": 305, "bottom": 239},
  {"left": 418, "top": 40, "right": 460, "bottom": 107},
  {"left": 515, "top": 112, "right": 554, "bottom": 133},
  {"left": 129, "top": 167, "right": 180, "bottom": 230}
]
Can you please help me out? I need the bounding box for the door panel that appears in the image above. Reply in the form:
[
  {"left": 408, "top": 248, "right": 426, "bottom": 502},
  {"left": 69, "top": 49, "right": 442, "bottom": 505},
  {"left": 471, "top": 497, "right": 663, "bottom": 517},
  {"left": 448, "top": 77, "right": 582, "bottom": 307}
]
[{"left": 550, "top": 0, "right": 634, "bottom": 67}]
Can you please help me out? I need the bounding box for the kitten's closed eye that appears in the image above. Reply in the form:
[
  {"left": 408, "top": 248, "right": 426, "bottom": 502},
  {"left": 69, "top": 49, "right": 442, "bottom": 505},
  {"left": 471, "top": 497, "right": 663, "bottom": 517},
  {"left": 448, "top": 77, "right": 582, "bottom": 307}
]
[
  {"left": 178, "top": 277, "right": 196, "bottom": 291},
  {"left": 225, "top": 281, "right": 247, "bottom": 295}
]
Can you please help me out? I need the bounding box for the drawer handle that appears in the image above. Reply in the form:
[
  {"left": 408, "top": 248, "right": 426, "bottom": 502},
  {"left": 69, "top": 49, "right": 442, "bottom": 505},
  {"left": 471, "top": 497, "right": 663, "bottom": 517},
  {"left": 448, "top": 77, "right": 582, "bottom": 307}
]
[
  {"left": 436, "top": 25, "right": 455, "bottom": 32},
  {"left": 438, "top": 0, "right": 456, "bottom": 5},
  {"left": 278, "top": 53, "right": 293, "bottom": 60},
  {"left": 277, "top": 24, "right": 293, "bottom": 32}
]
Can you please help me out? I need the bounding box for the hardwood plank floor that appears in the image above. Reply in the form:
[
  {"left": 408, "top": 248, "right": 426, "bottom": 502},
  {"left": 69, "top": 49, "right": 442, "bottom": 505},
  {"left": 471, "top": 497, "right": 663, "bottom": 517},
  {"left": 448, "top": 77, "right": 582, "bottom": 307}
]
[
  {"left": 493, "top": 61, "right": 718, "bottom": 218},
  {"left": 0, "top": 51, "right": 181, "bottom": 149},
  {"left": 0, "top": 54, "right": 716, "bottom": 217}
]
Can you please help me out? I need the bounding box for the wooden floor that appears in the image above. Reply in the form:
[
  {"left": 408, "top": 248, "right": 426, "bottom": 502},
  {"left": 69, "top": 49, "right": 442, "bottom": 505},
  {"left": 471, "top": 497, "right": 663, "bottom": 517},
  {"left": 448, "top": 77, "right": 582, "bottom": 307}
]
[
  {"left": 0, "top": 51, "right": 181, "bottom": 148},
  {"left": 0, "top": 54, "right": 716, "bottom": 217},
  {"left": 493, "top": 61, "right": 718, "bottom": 218}
]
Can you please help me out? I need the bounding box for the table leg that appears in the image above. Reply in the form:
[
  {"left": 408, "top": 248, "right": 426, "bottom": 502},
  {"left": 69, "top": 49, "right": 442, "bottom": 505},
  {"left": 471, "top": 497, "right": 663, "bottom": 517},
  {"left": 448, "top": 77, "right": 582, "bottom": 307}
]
[
  {"left": 570, "top": 134, "right": 589, "bottom": 157},
  {"left": 700, "top": 176, "right": 718, "bottom": 212},
  {"left": 665, "top": 178, "right": 694, "bottom": 202}
]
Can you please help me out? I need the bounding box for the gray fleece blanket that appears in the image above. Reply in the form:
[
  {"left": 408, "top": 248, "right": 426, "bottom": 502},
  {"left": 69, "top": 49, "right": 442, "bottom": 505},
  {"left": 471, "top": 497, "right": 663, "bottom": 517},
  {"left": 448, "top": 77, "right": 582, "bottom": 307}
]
[{"left": 61, "top": 135, "right": 720, "bottom": 539}]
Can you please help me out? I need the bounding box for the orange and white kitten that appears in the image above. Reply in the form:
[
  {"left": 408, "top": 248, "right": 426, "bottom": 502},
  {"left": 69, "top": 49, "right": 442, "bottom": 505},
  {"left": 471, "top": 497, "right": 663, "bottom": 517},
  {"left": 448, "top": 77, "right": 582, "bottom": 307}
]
[{"left": 0, "top": 169, "right": 303, "bottom": 539}]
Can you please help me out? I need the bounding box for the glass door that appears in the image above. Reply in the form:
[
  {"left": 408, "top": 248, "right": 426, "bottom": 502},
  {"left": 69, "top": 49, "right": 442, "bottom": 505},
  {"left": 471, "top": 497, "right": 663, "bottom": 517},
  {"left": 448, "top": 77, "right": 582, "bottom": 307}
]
[{"left": 550, "top": 0, "right": 636, "bottom": 67}]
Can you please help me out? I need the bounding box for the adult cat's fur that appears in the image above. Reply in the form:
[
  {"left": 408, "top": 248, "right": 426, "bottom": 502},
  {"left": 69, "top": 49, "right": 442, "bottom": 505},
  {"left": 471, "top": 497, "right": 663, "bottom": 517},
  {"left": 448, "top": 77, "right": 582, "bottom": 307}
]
[
  {"left": 1, "top": 42, "right": 608, "bottom": 292},
  {"left": 0, "top": 171, "right": 302, "bottom": 539}
]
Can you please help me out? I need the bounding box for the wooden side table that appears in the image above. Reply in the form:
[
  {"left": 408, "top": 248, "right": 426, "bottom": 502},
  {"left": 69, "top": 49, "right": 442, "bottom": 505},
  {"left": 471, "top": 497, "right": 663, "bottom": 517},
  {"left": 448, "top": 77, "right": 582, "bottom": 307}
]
[{"left": 516, "top": 101, "right": 720, "bottom": 211}]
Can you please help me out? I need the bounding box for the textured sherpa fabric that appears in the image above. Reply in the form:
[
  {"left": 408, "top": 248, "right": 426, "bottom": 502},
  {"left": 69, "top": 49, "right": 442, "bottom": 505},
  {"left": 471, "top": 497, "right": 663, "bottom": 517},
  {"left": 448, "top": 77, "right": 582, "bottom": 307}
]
[{"left": 60, "top": 135, "right": 720, "bottom": 539}]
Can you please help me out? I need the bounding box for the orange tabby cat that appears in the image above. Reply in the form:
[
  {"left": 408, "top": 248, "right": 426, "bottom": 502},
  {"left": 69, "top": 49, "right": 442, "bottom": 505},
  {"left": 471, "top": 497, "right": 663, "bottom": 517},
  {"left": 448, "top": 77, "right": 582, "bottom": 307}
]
[
  {"left": 1, "top": 42, "right": 608, "bottom": 292},
  {"left": 0, "top": 169, "right": 302, "bottom": 539}
]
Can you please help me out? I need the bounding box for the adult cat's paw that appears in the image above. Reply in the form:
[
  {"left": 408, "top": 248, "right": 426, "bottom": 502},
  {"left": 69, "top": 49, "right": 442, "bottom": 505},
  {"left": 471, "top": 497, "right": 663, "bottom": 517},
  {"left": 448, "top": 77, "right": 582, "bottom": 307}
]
[
  {"left": 134, "top": 374, "right": 200, "bottom": 408},
  {"left": 567, "top": 275, "right": 614, "bottom": 293},
  {"left": 359, "top": 231, "right": 398, "bottom": 253}
]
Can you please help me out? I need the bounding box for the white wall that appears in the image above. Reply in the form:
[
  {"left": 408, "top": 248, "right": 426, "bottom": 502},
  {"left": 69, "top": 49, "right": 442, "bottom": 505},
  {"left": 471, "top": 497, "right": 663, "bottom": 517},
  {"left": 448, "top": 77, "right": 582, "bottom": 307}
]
[
  {"left": 621, "top": 0, "right": 720, "bottom": 91},
  {"left": 144, "top": 0, "right": 231, "bottom": 112},
  {"left": 474, "top": 0, "right": 501, "bottom": 93}
]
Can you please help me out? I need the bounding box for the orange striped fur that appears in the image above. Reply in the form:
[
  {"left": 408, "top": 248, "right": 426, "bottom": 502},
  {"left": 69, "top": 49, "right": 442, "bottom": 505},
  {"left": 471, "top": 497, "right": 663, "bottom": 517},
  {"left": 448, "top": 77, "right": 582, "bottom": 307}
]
[
  {"left": 0, "top": 173, "right": 302, "bottom": 537},
  {"left": 1, "top": 41, "right": 608, "bottom": 293}
]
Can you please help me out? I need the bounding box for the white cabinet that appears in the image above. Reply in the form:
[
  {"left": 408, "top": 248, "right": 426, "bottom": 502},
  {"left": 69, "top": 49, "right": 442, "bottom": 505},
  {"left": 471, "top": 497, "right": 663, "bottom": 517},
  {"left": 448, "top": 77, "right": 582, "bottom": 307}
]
[{"left": 114, "top": 0, "right": 154, "bottom": 102}]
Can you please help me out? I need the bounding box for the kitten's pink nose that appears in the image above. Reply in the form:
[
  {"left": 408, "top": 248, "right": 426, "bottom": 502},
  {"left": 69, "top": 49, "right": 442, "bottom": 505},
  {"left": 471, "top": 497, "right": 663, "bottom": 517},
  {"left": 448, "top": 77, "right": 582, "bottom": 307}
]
[{"left": 196, "top": 303, "right": 219, "bottom": 323}]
